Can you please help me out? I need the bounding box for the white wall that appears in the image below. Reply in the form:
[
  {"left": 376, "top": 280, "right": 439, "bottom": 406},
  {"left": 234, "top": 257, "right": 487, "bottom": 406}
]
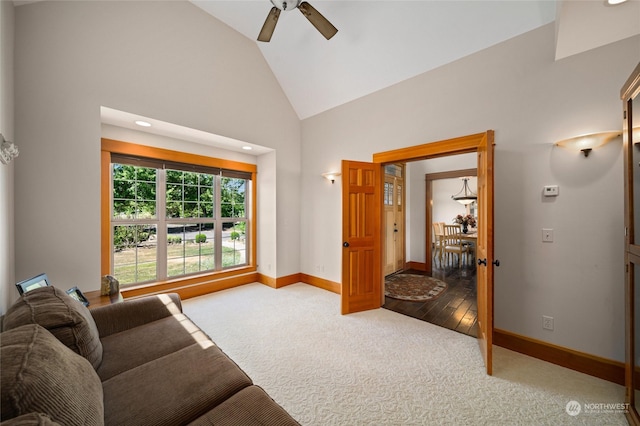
[
  {"left": 432, "top": 179, "right": 476, "bottom": 225},
  {"left": 0, "top": 0, "right": 15, "bottom": 313},
  {"left": 13, "top": 1, "right": 301, "bottom": 297},
  {"left": 301, "top": 23, "right": 639, "bottom": 362}
]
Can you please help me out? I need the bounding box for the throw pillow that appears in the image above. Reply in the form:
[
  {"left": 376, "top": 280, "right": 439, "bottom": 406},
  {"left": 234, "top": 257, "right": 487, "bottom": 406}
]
[
  {"left": 0, "top": 324, "right": 104, "bottom": 425},
  {"left": 2, "top": 286, "right": 103, "bottom": 369}
]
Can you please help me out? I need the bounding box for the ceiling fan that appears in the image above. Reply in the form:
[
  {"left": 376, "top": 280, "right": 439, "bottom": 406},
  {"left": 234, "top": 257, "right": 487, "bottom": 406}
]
[{"left": 258, "top": 0, "right": 338, "bottom": 42}]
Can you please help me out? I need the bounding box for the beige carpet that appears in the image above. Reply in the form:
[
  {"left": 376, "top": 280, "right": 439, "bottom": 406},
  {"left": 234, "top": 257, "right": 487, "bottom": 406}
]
[{"left": 183, "top": 283, "right": 627, "bottom": 425}]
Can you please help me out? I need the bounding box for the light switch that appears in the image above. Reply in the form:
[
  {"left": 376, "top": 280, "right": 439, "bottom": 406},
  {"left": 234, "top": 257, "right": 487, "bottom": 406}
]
[
  {"left": 543, "top": 185, "right": 559, "bottom": 197},
  {"left": 542, "top": 228, "right": 554, "bottom": 242}
]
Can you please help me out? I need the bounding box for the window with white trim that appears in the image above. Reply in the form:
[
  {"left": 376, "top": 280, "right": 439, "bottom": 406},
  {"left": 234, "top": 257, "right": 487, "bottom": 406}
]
[{"left": 110, "top": 154, "right": 251, "bottom": 286}]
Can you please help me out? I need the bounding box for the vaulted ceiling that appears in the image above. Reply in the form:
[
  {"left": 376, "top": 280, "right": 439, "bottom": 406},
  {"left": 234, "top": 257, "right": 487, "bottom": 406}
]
[{"left": 192, "top": 0, "right": 640, "bottom": 119}]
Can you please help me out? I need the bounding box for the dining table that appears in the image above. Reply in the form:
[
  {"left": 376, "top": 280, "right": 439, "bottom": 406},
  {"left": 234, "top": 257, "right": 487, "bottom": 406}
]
[{"left": 460, "top": 231, "right": 477, "bottom": 263}]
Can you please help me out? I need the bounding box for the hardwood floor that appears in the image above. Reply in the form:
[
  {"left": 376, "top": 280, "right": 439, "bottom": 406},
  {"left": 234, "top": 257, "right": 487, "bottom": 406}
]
[{"left": 383, "top": 264, "right": 478, "bottom": 337}]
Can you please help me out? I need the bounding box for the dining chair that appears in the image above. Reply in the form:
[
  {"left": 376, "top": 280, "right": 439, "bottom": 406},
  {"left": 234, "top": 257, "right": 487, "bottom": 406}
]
[
  {"left": 432, "top": 222, "right": 445, "bottom": 265},
  {"left": 443, "top": 224, "right": 470, "bottom": 268}
]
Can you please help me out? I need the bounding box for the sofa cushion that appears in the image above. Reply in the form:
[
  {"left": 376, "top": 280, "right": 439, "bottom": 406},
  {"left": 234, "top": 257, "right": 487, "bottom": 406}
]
[
  {"left": 0, "top": 324, "right": 104, "bottom": 425},
  {"left": 188, "top": 385, "right": 300, "bottom": 426},
  {"left": 102, "top": 342, "right": 252, "bottom": 426},
  {"left": 97, "top": 313, "right": 212, "bottom": 381},
  {"left": 0, "top": 413, "right": 61, "bottom": 425},
  {"left": 2, "top": 286, "right": 102, "bottom": 369}
]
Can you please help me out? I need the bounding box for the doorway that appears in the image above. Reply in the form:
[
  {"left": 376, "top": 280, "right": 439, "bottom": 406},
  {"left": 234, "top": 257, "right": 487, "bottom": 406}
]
[
  {"left": 385, "top": 166, "right": 478, "bottom": 337},
  {"left": 341, "top": 130, "right": 495, "bottom": 375},
  {"left": 426, "top": 169, "right": 477, "bottom": 273}
]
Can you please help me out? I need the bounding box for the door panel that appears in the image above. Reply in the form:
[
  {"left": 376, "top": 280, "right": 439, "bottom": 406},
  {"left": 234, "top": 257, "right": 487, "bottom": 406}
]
[
  {"left": 342, "top": 160, "right": 382, "bottom": 314},
  {"left": 476, "top": 131, "right": 495, "bottom": 375},
  {"left": 384, "top": 177, "right": 395, "bottom": 276},
  {"left": 395, "top": 181, "right": 404, "bottom": 271}
]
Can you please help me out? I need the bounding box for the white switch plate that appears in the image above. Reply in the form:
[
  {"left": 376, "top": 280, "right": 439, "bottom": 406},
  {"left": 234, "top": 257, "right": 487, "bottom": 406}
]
[
  {"left": 542, "top": 228, "right": 554, "bottom": 242},
  {"left": 543, "top": 185, "right": 559, "bottom": 196},
  {"left": 543, "top": 315, "right": 554, "bottom": 330}
]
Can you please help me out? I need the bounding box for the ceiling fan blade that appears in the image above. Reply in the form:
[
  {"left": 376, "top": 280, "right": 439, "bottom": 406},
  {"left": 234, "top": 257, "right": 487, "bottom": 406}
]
[
  {"left": 298, "top": 1, "right": 338, "bottom": 40},
  {"left": 258, "top": 7, "right": 281, "bottom": 42}
]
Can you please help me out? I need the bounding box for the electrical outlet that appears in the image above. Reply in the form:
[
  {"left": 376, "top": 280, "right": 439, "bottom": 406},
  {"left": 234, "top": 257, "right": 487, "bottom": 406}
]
[{"left": 543, "top": 315, "right": 554, "bottom": 331}]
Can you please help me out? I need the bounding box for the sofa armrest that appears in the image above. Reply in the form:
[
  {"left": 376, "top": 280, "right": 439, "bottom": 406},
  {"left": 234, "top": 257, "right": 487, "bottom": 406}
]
[{"left": 91, "top": 293, "right": 182, "bottom": 338}]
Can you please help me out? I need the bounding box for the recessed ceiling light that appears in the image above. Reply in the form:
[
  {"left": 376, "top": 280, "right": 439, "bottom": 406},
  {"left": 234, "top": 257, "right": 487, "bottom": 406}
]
[
  {"left": 242, "top": 146, "right": 253, "bottom": 150},
  {"left": 606, "top": 0, "right": 628, "bottom": 5},
  {"left": 135, "top": 120, "right": 151, "bottom": 127}
]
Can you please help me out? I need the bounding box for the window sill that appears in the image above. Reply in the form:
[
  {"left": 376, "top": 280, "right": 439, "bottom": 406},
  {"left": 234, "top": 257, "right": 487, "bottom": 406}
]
[{"left": 120, "top": 266, "right": 258, "bottom": 300}]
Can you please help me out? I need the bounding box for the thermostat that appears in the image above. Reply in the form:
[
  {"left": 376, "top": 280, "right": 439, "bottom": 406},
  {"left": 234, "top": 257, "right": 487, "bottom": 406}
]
[{"left": 543, "top": 185, "right": 559, "bottom": 197}]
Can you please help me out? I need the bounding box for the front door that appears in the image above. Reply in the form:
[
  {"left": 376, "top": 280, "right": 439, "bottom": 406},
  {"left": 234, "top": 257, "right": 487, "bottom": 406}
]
[
  {"left": 476, "top": 131, "right": 495, "bottom": 375},
  {"left": 383, "top": 164, "right": 404, "bottom": 276},
  {"left": 341, "top": 160, "right": 382, "bottom": 314}
]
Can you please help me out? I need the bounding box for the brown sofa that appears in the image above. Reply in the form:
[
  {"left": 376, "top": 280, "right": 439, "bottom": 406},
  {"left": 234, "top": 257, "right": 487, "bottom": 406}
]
[{"left": 0, "top": 286, "right": 299, "bottom": 425}]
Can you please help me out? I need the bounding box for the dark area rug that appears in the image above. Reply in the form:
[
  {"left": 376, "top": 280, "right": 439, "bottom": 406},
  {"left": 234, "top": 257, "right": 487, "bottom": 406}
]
[{"left": 384, "top": 274, "right": 448, "bottom": 301}]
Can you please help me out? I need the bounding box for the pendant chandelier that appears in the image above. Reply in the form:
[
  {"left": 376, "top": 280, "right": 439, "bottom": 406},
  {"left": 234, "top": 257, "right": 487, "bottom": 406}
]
[{"left": 451, "top": 177, "right": 477, "bottom": 205}]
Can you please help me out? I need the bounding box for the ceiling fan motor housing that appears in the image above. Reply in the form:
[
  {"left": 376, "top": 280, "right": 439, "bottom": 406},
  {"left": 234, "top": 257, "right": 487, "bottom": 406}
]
[{"left": 270, "top": 0, "right": 302, "bottom": 11}]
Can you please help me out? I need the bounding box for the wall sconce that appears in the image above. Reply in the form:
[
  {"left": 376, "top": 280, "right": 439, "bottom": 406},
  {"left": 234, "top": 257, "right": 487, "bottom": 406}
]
[
  {"left": 322, "top": 172, "right": 341, "bottom": 184},
  {"left": 0, "top": 133, "right": 19, "bottom": 165},
  {"left": 451, "top": 177, "right": 477, "bottom": 205},
  {"left": 555, "top": 131, "right": 621, "bottom": 157}
]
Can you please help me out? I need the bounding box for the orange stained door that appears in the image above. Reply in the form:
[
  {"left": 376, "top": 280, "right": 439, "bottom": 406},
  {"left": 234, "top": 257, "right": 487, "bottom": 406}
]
[
  {"left": 341, "top": 160, "right": 382, "bottom": 314},
  {"left": 476, "top": 131, "right": 495, "bottom": 375}
]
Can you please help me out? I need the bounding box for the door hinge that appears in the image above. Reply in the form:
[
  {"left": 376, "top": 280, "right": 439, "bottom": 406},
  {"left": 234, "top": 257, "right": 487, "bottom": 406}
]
[{"left": 624, "top": 110, "right": 627, "bottom": 120}]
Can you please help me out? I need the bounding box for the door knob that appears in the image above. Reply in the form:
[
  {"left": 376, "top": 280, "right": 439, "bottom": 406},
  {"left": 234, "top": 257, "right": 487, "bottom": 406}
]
[
  {"left": 493, "top": 259, "right": 500, "bottom": 267},
  {"left": 478, "top": 258, "right": 487, "bottom": 266},
  {"left": 343, "top": 242, "right": 350, "bottom": 248}
]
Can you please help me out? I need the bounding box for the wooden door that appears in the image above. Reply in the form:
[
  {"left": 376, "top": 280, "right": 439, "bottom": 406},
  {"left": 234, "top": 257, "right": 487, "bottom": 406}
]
[
  {"left": 383, "top": 165, "right": 405, "bottom": 276},
  {"left": 476, "top": 131, "right": 495, "bottom": 375},
  {"left": 341, "top": 160, "right": 382, "bottom": 314},
  {"left": 623, "top": 62, "right": 640, "bottom": 425}
]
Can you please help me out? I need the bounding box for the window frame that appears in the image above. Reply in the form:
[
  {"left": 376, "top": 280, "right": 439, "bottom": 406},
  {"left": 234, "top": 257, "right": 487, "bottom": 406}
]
[{"left": 101, "top": 138, "right": 257, "bottom": 289}]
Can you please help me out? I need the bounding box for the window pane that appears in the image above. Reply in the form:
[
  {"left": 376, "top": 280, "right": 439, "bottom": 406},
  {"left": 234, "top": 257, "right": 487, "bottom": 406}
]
[
  {"left": 136, "top": 182, "right": 155, "bottom": 201},
  {"left": 166, "top": 170, "right": 182, "bottom": 184},
  {"left": 166, "top": 201, "right": 182, "bottom": 218},
  {"left": 166, "top": 184, "right": 182, "bottom": 201},
  {"left": 113, "top": 179, "right": 134, "bottom": 200},
  {"left": 136, "top": 167, "right": 156, "bottom": 182},
  {"left": 184, "top": 185, "right": 198, "bottom": 202},
  {"left": 137, "top": 201, "right": 156, "bottom": 219},
  {"left": 222, "top": 221, "right": 246, "bottom": 268},
  {"left": 199, "top": 187, "right": 214, "bottom": 218},
  {"left": 184, "top": 172, "right": 198, "bottom": 186},
  {"left": 113, "top": 200, "right": 136, "bottom": 220},
  {"left": 199, "top": 173, "right": 213, "bottom": 186},
  {"left": 167, "top": 224, "right": 215, "bottom": 278},
  {"left": 184, "top": 202, "right": 199, "bottom": 218},
  {"left": 113, "top": 225, "right": 157, "bottom": 285},
  {"left": 221, "top": 178, "right": 246, "bottom": 218}
]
